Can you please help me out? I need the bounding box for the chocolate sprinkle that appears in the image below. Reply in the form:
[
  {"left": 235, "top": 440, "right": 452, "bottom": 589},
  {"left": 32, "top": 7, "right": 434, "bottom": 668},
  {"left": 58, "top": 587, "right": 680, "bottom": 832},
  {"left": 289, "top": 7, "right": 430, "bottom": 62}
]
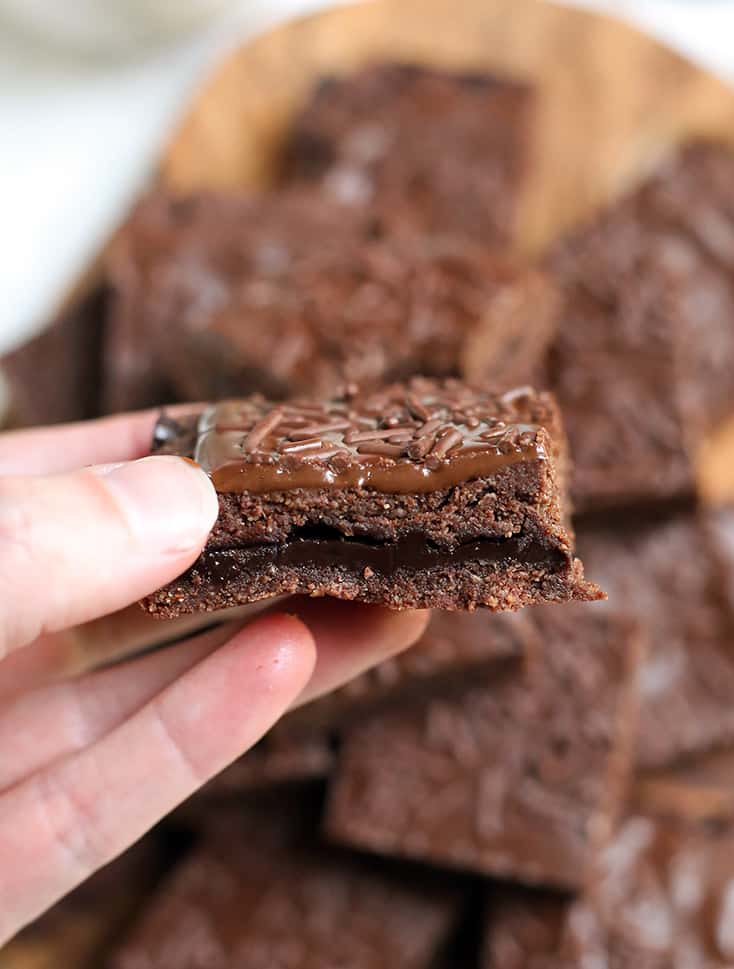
[{"left": 192, "top": 378, "right": 553, "bottom": 494}]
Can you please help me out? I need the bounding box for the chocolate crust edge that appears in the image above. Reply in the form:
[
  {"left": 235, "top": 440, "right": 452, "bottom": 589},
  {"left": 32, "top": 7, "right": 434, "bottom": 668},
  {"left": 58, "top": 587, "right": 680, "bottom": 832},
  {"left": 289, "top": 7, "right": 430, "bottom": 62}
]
[{"left": 142, "top": 555, "right": 601, "bottom": 618}]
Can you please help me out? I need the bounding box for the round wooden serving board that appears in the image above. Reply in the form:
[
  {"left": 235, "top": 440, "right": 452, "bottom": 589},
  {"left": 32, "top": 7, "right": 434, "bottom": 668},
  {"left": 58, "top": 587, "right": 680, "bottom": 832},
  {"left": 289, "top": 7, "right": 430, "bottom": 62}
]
[{"left": 163, "top": 0, "right": 734, "bottom": 257}]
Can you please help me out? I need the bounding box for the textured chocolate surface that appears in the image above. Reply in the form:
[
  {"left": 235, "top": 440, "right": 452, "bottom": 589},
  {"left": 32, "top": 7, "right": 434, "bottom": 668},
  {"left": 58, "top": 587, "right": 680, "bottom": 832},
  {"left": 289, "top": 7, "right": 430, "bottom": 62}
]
[
  {"left": 326, "top": 606, "right": 640, "bottom": 889},
  {"left": 484, "top": 812, "right": 734, "bottom": 968},
  {"left": 482, "top": 817, "right": 734, "bottom": 969},
  {"left": 547, "top": 139, "right": 734, "bottom": 511},
  {"left": 109, "top": 799, "right": 462, "bottom": 969},
  {"left": 107, "top": 185, "right": 556, "bottom": 408},
  {"left": 143, "top": 380, "right": 599, "bottom": 616},
  {"left": 282, "top": 62, "right": 533, "bottom": 246},
  {"left": 103, "top": 188, "right": 368, "bottom": 412},
  {"left": 578, "top": 510, "right": 734, "bottom": 768}
]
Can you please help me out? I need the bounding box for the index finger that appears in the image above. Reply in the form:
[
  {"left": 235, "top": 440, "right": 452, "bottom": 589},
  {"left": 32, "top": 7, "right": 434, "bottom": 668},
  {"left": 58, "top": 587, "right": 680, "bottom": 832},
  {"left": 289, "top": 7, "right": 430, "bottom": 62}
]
[{"left": 0, "top": 405, "right": 201, "bottom": 477}]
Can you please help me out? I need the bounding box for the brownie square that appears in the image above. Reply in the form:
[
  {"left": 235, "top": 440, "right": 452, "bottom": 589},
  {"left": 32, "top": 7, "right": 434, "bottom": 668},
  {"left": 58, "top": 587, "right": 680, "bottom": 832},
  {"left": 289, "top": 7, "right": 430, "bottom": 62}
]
[
  {"left": 102, "top": 188, "right": 368, "bottom": 413},
  {"left": 282, "top": 62, "right": 534, "bottom": 246},
  {"left": 547, "top": 139, "right": 734, "bottom": 512},
  {"left": 325, "top": 606, "right": 640, "bottom": 890},
  {"left": 109, "top": 800, "right": 462, "bottom": 969},
  {"left": 142, "top": 379, "right": 600, "bottom": 616},
  {"left": 105, "top": 189, "right": 557, "bottom": 411},
  {"left": 577, "top": 510, "right": 734, "bottom": 768},
  {"left": 483, "top": 816, "right": 734, "bottom": 968}
]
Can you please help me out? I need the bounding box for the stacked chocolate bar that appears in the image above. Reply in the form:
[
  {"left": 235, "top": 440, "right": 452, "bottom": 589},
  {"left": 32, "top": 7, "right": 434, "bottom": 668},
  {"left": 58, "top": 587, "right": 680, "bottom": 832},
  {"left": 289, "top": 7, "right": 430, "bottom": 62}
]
[{"left": 7, "top": 62, "right": 734, "bottom": 968}]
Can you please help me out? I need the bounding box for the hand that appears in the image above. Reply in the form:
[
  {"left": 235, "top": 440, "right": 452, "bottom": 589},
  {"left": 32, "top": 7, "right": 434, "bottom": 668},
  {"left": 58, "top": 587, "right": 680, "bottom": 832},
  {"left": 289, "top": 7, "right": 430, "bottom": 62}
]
[{"left": 0, "top": 411, "right": 429, "bottom": 944}]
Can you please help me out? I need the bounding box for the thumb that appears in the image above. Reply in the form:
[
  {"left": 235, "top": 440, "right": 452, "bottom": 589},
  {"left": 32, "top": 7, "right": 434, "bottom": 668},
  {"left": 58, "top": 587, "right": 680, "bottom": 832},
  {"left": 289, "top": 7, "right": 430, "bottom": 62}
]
[{"left": 0, "top": 456, "right": 218, "bottom": 659}]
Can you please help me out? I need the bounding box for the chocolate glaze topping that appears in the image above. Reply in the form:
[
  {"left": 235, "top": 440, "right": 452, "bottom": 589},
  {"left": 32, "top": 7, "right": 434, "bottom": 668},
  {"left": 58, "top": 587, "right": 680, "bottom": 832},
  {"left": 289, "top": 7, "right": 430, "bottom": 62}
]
[{"left": 194, "top": 378, "right": 551, "bottom": 493}]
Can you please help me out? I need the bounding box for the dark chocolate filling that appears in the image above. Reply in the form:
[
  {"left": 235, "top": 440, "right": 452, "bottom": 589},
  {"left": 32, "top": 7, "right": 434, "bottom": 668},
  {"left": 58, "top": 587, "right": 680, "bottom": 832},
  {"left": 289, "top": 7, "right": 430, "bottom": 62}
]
[{"left": 193, "top": 531, "right": 565, "bottom": 583}]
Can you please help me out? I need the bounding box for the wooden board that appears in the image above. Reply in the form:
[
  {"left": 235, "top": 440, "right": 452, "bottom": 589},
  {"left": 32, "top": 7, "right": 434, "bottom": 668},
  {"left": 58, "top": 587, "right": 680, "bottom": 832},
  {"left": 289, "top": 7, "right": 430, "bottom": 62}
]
[
  {"left": 159, "top": 0, "right": 734, "bottom": 502},
  {"left": 162, "top": 0, "right": 734, "bottom": 256}
]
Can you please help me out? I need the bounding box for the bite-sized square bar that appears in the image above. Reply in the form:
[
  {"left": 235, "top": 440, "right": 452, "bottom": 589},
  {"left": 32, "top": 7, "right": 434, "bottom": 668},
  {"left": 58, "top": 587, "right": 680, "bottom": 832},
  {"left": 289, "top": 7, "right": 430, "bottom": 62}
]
[
  {"left": 282, "top": 62, "right": 534, "bottom": 246},
  {"left": 109, "top": 799, "right": 463, "bottom": 969},
  {"left": 547, "top": 139, "right": 734, "bottom": 512},
  {"left": 105, "top": 188, "right": 558, "bottom": 410},
  {"left": 325, "top": 606, "right": 640, "bottom": 890},
  {"left": 482, "top": 815, "right": 734, "bottom": 968},
  {"left": 102, "top": 188, "right": 369, "bottom": 413},
  {"left": 142, "top": 379, "right": 600, "bottom": 617},
  {"left": 578, "top": 510, "right": 734, "bottom": 768}
]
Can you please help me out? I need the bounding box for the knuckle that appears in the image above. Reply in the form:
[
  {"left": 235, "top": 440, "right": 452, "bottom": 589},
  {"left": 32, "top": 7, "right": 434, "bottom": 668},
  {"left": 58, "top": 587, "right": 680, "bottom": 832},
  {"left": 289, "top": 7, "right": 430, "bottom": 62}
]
[
  {"left": 75, "top": 469, "right": 139, "bottom": 545},
  {"left": 0, "top": 480, "right": 42, "bottom": 656},
  {"left": 32, "top": 767, "right": 111, "bottom": 882},
  {"left": 149, "top": 699, "right": 208, "bottom": 788}
]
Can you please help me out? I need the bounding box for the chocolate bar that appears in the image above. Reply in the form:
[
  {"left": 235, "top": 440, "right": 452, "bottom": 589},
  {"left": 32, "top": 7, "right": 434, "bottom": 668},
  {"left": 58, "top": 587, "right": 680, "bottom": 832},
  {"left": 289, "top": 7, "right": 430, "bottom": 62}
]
[
  {"left": 483, "top": 815, "right": 734, "bottom": 967},
  {"left": 547, "top": 140, "right": 734, "bottom": 511},
  {"left": 142, "top": 379, "right": 600, "bottom": 616},
  {"left": 282, "top": 62, "right": 533, "bottom": 246},
  {"left": 105, "top": 189, "right": 557, "bottom": 410},
  {"left": 578, "top": 510, "right": 734, "bottom": 768},
  {"left": 325, "top": 606, "right": 640, "bottom": 890},
  {"left": 109, "top": 798, "right": 463, "bottom": 969}
]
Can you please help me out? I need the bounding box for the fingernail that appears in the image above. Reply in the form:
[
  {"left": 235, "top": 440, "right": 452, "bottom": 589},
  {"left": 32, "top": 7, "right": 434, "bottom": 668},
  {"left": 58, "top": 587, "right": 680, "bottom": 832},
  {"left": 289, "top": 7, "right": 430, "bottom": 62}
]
[{"left": 100, "top": 455, "right": 219, "bottom": 554}]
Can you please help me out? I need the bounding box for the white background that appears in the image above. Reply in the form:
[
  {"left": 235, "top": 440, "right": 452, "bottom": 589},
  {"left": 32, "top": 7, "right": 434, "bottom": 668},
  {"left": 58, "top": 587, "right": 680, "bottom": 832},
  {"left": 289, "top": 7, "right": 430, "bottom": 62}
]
[{"left": 1, "top": 0, "right": 733, "bottom": 354}]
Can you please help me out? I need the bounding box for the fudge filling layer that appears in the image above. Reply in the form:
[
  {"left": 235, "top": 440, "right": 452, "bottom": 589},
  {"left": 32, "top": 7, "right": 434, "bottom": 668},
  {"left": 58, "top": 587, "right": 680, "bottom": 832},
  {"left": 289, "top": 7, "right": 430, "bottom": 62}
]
[{"left": 195, "top": 531, "right": 566, "bottom": 584}]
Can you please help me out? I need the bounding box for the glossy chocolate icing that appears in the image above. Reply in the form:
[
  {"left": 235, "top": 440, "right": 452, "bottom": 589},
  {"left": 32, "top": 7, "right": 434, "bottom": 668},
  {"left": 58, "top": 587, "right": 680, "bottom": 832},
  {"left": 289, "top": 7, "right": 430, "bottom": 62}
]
[{"left": 192, "top": 379, "right": 553, "bottom": 494}]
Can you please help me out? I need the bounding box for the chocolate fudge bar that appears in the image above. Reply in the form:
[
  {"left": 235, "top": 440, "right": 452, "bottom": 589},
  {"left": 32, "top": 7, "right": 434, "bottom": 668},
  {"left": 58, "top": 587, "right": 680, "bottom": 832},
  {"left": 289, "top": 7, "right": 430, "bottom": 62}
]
[
  {"left": 102, "top": 188, "right": 368, "bottom": 413},
  {"left": 326, "top": 606, "right": 640, "bottom": 890},
  {"left": 282, "top": 62, "right": 533, "bottom": 246},
  {"left": 109, "top": 799, "right": 462, "bottom": 969},
  {"left": 106, "top": 190, "right": 558, "bottom": 410},
  {"left": 2, "top": 285, "right": 108, "bottom": 427},
  {"left": 142, "top": 379, "right": 600, "bottom": 617},
  {"left": 483, "top": 816, "right": 734, "bottom": 968},
  {"left": 547, "top": 139, "right": 734, "bottom": 511},
  {"left": 578, "top": 510, "right": 734, "bottom": 768}
]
